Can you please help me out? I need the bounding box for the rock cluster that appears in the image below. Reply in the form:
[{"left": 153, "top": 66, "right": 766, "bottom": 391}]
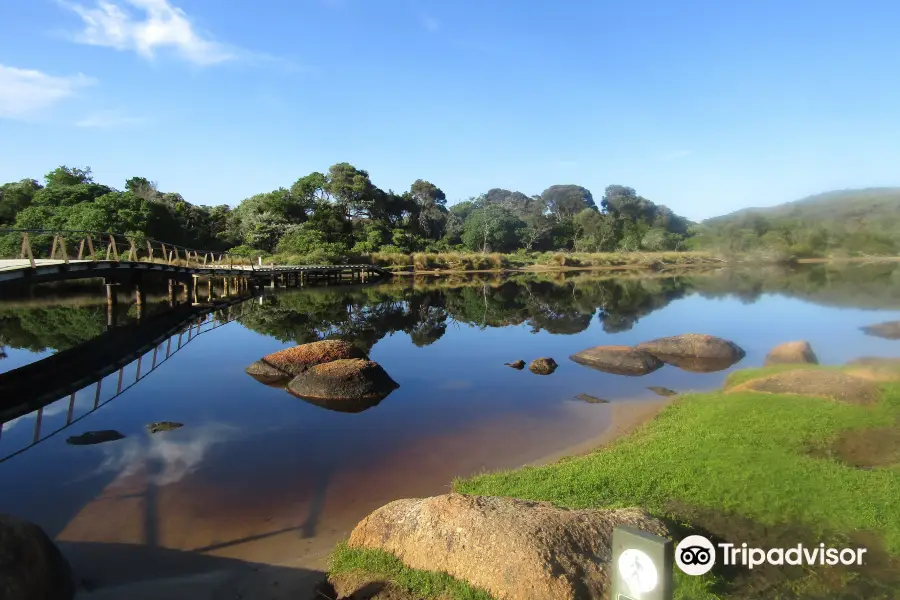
[
  {"left": 245, "top": 340, "right": 398, "bottom": 412},
  {"left": 571, "top": 333, "right": 746, "bottom": 376}
]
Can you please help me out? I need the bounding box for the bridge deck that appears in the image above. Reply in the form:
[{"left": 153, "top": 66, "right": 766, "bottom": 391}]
[{"left": 0, "top": 259, "right": 387, "bottom": 286}]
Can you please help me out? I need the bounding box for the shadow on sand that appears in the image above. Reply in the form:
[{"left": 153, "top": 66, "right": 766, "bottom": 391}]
[{"left": 60, "top": 541, "right": 329, "bottom": 600}]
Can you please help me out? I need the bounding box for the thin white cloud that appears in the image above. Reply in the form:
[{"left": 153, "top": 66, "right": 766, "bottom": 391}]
[
  {"left": 59, "top": 0, "right": 237, "bottom": 66},
  {"left": 422, "top": 16, "right": 440, "bottom": 33},
  {"left": 661, "top": 149, "right": 692, "bottom": 161},
  {"left": 97, "top": 422, "right": 240, "bottom": 486},
  {"left": 75, "top": 109, "right": 148, "bottom": 128},
  {"left": 0, "top": 64, "right": 96, "bottom": 120}
]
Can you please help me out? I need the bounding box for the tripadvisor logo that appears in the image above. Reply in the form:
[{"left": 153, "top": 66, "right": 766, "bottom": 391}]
[{"left": 675, "top": 535, "right": 868, "bottom": 576}]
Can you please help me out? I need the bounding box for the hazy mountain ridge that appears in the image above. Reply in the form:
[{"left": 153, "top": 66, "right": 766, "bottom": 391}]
[{"left": 705, "top": 187, "right": 900, "bottom": 225}]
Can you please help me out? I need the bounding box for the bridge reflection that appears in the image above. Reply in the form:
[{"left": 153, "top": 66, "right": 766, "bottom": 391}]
[{"left": 0, "top": 295, "right": 260, "bottom": 462}]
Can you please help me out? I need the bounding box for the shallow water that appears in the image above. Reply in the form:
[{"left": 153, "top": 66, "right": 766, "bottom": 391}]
[{"left": 1, "top": 264, "right": 900, "bottom": 581}]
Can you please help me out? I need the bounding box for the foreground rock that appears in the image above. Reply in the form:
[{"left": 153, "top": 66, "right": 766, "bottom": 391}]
[
  {"left": 0, "top": 514, "right": 75, "bottom": 600},
  {"left": 569, "top": 345, "right": 662, "bottom": 376},
  {"left": 287, "top": 359, "right": 399, "bottom": 402},
  {"left": 861, "top": 320, "right": 900, "bottom": 340},
  {"left": 147, "top": 421, "right": 183, "bottom": 434},
  {"left": 636, "top": 334, "right": 745, "bottom": 372},
  {"left": 505, "top": 360, "right": 526, "bottom": 370},
  {"left": 245, "top": 340, "right": 367, "bottom": 386},
  {"left": 734, "top": 370, "right": 880, "bottom": 405},
  {"left": 529, "top": 357, "right": 558, "bottom": 375},
  {"left": 66, "top": 430, "right": 125, "bottom": 446},
  {"left": 348, "top": 493, "right": 669, "bottom": 600},
  {"left": 764, "top": 341, "right": 819, "bottom": 366}
]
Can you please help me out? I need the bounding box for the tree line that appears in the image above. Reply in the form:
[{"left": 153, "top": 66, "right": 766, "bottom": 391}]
[{"left": 0, "top": 164, "right": 692, "bottom": 261}]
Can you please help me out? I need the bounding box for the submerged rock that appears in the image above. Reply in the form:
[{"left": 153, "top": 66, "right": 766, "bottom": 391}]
[
  {"left": 636, "top": 334, "right": 745, "bottom": 373},
  {"left": 765, "top": 341, "right": 818, "bottom": 366},
  {"left": 0, "top": 514, "right": 75, "bottom": 600},
  {"left": 574, "top": 393, "right": 609, "bottom": 404},
  {"left": 569, "top": 345, "right": 663, "bottom": 376},
  {"left": 287, "top": 358, "right": 399, "bottom": 402},
  {"left": 505, "top": 360, "right": 526, "bottom": 370},
  {"left": 146, "top": 421, "right": 184, "bottom": 434},
  {"left": 861, "top": 321, "right": 900, "bottom": 340},
  {"left": 529, "top": 357, "right": 558, "bottom": 375},
  {"left": 245, "top": 340, "right": 368, "bottom": 386},
  {"left": 244, "top": 360, "right": 292, "bottom": 387},
  {"left": 347, "top": 493, "right": 669, "bottom": 600},
  {"left": 66, "top": 430, "right": 125, "bottom": 446},
  {"left": 647, "top": 386, "right": 678, "bottom": 397},
  {"left": 733, "top": 370, "right": 879, "bottom": 405}
]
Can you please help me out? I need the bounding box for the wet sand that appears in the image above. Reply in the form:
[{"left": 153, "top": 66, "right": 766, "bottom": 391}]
[{"left": 61, "top": 397, "right": 672, "bottom": 598}]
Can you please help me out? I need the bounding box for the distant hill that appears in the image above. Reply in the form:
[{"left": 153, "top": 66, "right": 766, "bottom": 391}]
[
  {"left": 693, "top": 188, "right": 900, "bottom": 256},
  {"left": 704, "top": 187, "right": 900, "bottom": 225}
]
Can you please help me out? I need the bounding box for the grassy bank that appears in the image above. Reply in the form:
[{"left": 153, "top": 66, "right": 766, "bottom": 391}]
[{"left": 332, "top": 365, "right": 900, "bottom": 599}]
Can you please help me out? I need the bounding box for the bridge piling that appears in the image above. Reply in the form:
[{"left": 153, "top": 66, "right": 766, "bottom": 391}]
[
  {"left": 105, "top": 281, "right": 118, "bottom": 330},
  {"left": 168, "top": 279, "right": 176, "bottom": 307}
]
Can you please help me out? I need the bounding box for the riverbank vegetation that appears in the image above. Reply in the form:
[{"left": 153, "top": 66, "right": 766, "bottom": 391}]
[
  {"left": 433, "top": 364, "right": 900, "bottom": 598},
  {"left": 3, "top": 263, "right": 899, "bottom": 357},
  {"left": 5, "top": 165, "right": 896, "bottom": 267},
  {"left": 323, "top": 362, "right": 900, "bottom": 598}
]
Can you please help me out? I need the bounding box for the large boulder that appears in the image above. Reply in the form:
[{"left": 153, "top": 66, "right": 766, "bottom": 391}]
[
  {"left": 569, "top": 345, "right": 663, "bottom": 376},
  {"left": 0, "top": 514, "right": 75, "bottom": 600},
  {"left": 764, "top": 341, "right": 818, "bottom": 366},
  {"left": 636, "top": 334, "right": 745, "bottom": 373},
  {"left": 245, "top": 340, "right": 367, "bottom": 386},
  {"left": 732, "top": 370, "right": 880, "bottom": 405},
  {"left": 529, "top": 358, "right": 558, "bottom": 375},
  {"left": 861, "top": 321, "right": 900, "bottom": 340},
  {"left": 287, "top": 359, "right": 399, "bottom": 402},
  {"left": 347, "top": 493, "right": 669, "bottom": 600}
]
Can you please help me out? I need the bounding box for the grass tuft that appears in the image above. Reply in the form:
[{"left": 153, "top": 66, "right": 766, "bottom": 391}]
[{"left": 329, "top": 543, "right": 494, "bottom": 600}]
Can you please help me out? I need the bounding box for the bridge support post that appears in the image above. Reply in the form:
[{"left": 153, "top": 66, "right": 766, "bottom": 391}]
[
  {"left": 168, "top": 279, "right": 176, "bottom": 307},
  {"left": 192, "top": 276, "right": 199, "bottom": 304},
  {"left": 223, "top": 277, "right": 230, "bottom": 297},
  {"left": 134, "top": 284, "right": 144, "bottom": 322},
  {"left": 207, "top": 278, "right": 213, "bottom": 301},
  {"left": 105, "top": 280, "right": 118, "bottom": 330}
]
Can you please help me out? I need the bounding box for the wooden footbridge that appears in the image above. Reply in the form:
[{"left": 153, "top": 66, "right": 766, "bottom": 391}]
[{"left": 0, "top": 229, "right": 389, "bottom": 298}]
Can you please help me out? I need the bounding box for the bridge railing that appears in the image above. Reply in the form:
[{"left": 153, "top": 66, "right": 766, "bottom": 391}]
[
  {"left": 0, "top": 299, "right": 256, "bottom": 463},
  {"left": 0, "top": 229, "right": 259, "bottom": 271}
]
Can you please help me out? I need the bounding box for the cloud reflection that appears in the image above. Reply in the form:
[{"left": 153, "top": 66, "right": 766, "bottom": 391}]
[{"left": 96, "top": 423, "right": 240, "bottom": 486}]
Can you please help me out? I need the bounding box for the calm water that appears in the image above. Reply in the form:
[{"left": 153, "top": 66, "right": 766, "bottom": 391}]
[{"left": 2, "top": 264, "right": 900, "bottom": 581}]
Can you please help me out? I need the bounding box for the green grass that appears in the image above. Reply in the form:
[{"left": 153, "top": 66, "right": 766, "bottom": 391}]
[
  {"left": 452, "top": 366, "right": 900, "bottom": 598},
  {"left": 329, "top": 543, "right": 494, "bottom": 600}
]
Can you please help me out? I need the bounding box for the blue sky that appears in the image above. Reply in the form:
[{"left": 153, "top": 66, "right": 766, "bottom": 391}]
[{"left": 0, "top": 0, "right": 898, "bottom": 221}]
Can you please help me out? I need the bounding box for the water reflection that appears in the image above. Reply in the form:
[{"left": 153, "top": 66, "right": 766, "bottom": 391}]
[
  {"left": 1, "top": 263, "right": 900, "bottom": 586},
  {"left": 96, "top": 423, "right": 240, "bottom": 486}
]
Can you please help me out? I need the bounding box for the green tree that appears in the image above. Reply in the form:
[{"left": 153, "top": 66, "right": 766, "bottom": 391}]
[
  {"left": 541, "top": 185, "right": 596, "bottom": 219},
  {"left": 462, "top": 205, "right": 525, "bottom": 253},
  {"left": 0, "top": 179, "right": 42, "bottom": 225}
]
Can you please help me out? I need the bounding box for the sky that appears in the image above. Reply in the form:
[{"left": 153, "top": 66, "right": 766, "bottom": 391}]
[{"left": 0, "top": 0, "right": 898, "bottom": 221}]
